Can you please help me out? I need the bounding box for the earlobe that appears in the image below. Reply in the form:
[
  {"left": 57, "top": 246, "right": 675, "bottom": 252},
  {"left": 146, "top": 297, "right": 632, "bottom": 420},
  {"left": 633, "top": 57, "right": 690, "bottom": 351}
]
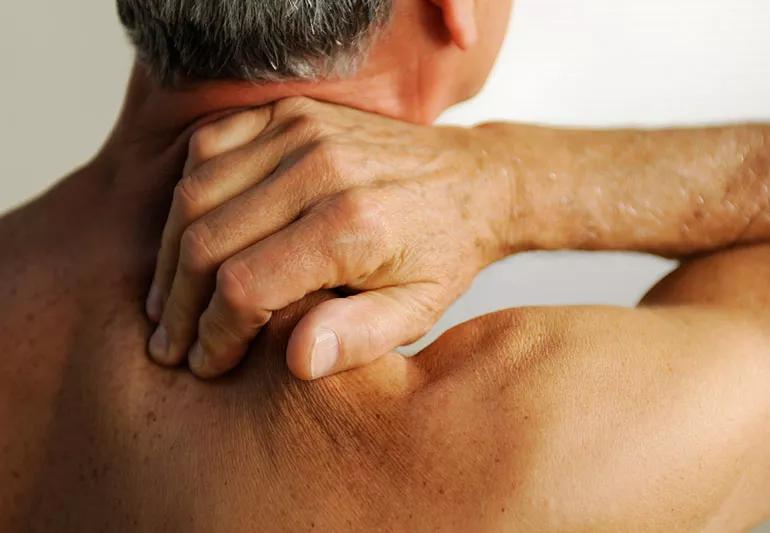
[{"left": 430, "top": 0, "right": 478, "bottom": 50}]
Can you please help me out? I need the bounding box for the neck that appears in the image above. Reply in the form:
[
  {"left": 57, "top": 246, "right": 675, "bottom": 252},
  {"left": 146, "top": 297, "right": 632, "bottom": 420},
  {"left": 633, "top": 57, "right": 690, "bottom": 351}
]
[
  {"left": 100, "top": 0, "right": 461, "bottom": 171},
  {"left": 58, "top": 0, "right": 462, "bottom": 254},
  {"left": 115, "top": 62, "right": 432, "bottom": 139},
  {"left": 94, "top": 0, "right": 461, "bottom": 197},
  {"left": 95, "top": 54, "right": 448, "bottom": 196},
  {"left": 44, "top": 51, "right": 452, "bottom": 279}
]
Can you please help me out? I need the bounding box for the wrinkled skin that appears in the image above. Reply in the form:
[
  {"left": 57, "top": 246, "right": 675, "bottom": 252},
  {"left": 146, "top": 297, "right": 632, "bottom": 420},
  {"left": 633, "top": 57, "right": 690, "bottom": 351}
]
[
  {"left": 1, "top": 131, "right": 770, "bottom": 531},
  {"left": 145, "top": 98, "right": 770, "bottom": 383},
  {"left": 0, "top": 0, "right": 769, "bottom": 524},
  {"left": 146, "top": 99, "right": 511, "bottom": 379}
]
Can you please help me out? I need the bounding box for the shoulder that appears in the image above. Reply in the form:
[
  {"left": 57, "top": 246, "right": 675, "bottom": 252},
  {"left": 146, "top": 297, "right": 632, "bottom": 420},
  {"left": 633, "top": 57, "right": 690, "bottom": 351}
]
[{"left": 399, "top": 303, "right": 770, "bottom": 530}]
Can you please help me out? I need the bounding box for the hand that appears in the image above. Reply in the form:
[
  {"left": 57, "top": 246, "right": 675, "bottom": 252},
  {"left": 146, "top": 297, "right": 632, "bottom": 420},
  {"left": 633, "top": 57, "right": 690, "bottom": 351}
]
[{"left": 146, "top": 97, "right": 513, "bottom": 379}]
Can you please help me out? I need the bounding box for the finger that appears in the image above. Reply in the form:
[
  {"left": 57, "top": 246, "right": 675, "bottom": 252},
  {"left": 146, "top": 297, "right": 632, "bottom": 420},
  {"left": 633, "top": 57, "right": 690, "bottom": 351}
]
[
  {"left": 148, "top": 179, "right": 305, "bottom": 366},
  {"left": 147, "top": 113, "right": 305, "bottom": 322},
  {"left": 167, "top": 143, "right": 349, "bottom": 269},
  {"left": 147, "top": 108, "right": 272, "bottom": 321},
  {"left": 186, "top": 203, "right": 386, "bottom": 378},
  {"left": 148, "top": 220, "right": 220, "bottom": 366},
  {"left": 285, "top": 283, "right": 443, "bottom": 380},
  {"left": 186, "top": 278, "right": 273, "bottom": 379},
  {"left": 184, "top": 107, "right": 273, "bottom": 175},
  {"left": 149, "top": 146, "right": 356, "bottom": 366}
]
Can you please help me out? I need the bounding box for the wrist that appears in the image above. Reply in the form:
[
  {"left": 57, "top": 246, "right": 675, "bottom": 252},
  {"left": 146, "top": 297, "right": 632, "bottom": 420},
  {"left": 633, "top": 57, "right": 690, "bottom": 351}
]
[
  {"left": 454, "top": 123, "right": 523, "bottom": 265},
  {"left": 470, "top": 122, "right": 565, "bottom": 258}
]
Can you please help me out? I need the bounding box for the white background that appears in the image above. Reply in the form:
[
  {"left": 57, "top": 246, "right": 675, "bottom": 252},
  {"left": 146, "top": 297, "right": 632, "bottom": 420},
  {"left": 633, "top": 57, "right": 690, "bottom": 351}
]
[{"left": 1, "top": 2, "right": 769, "bottom": 529}]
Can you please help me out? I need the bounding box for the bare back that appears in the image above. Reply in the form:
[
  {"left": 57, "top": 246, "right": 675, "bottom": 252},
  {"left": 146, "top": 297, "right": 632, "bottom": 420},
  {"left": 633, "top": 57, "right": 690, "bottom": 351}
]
[{"left": 2, "top": 161, "right": 770, "bottom": 532}]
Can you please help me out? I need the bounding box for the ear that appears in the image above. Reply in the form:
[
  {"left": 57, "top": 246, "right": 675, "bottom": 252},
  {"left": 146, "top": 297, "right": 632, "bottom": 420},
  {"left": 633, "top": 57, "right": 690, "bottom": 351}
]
[{"left": 429, "top": 0, "right": 478, "bottom": 50}]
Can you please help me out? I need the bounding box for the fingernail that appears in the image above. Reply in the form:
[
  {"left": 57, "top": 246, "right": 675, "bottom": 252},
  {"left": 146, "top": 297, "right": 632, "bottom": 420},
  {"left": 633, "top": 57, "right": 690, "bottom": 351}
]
[
  {"left": 146, "top": 283, "right": 163, "bottom": 322},
  {"left": 189, "top": 342, "right": 205, "bottom": 374},
  {"left": 310, "top": 329, "right": 340, "bottom": 379},
  {"left": 148, "top": 325, "right": 170, "bottom": 363}
]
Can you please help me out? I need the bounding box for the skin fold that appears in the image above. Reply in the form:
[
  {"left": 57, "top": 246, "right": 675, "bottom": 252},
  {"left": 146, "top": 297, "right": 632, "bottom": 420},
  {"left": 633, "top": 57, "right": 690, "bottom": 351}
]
[
  {"left": 0, "top": 144, "right": 769, "bottom": 530},
  {"left": 1, "top": 0, "right": 769, "bottom": 530},
  {"left": 146, "top": 97, "right": 770, "bottom": 380},
  {"left": 0, "top": 65, "right": 768, "bottom": 530}
]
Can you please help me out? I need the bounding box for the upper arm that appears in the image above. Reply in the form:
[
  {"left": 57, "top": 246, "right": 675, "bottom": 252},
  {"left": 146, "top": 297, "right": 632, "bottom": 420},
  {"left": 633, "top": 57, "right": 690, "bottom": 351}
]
[
  {"left": 408, "top": 244, "right": 770, "bottom": 531},
  {"left": 641, "top": 243, "right": 770, "bottom": 311}
]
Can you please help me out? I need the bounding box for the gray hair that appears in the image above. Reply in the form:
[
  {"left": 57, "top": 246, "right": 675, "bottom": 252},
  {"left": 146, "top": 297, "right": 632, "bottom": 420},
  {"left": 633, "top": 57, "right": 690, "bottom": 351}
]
[{"left": 117, "top": 0, "right": 393, "bottom": 84}]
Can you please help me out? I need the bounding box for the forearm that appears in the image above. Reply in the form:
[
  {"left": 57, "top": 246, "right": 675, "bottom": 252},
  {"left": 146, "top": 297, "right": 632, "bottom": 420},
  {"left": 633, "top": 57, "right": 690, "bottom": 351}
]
[{"left": 475, "top": 122, "right": 770, "bottom": 258}]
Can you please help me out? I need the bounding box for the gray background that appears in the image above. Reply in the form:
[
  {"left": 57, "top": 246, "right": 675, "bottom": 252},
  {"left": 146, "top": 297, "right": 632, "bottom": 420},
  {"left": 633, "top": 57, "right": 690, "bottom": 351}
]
[{"left": 1, "top": 1, "right": 768, "bottom": 530}]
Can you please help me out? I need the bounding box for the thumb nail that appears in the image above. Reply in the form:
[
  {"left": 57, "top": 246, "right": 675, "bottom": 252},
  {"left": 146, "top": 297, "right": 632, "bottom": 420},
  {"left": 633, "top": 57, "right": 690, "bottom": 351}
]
[{"left": 310, "top": 328, "right": 340, "bottom": 379}]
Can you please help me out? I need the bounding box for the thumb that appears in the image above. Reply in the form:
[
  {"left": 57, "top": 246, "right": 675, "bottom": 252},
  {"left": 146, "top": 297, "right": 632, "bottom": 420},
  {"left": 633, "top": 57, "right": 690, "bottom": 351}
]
[{"left": 286, "top": 283, "right": 444, "bottom": 380}]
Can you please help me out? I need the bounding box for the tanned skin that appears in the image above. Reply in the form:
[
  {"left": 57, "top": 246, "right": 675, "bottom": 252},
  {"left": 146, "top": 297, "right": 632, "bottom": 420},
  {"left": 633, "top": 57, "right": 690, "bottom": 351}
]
[
  {"left": 1, "top": 65, "right": 769, "bottom": 531},
  {"left": 143, "top": 100, "right": 770, "bottom": 381}
]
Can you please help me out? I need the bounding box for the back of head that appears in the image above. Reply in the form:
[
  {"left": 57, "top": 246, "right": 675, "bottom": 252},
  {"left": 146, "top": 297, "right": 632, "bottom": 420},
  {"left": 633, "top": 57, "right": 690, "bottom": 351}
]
[
  {"left": 117, "top": 0, "right": 393, "bottom": 84},
  {"left": 116, "top": 0, "right": 513, "bottom": 123}
]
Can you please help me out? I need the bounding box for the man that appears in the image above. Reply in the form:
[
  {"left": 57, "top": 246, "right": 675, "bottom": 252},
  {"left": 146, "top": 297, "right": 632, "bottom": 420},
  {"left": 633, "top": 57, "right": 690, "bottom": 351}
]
[{"left": 0, "top": 1, "right": 768, "bottom": 532}]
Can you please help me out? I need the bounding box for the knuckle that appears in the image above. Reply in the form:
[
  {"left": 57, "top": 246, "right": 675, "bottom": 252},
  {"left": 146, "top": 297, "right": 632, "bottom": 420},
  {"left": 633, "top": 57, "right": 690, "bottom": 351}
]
[
  {"left": 179, "top": 222, "right": 217, "bottom": 273},
  {"left": 216, "top": 260, "right": 254, "bottom": 314},
  {"left": 187, "top": 126, "right": 219, "bottom": 164},
  {"left": 173, "top": 175, "right": 207, "bottom": 219},
  {"left": 298, "top": 143, "right": 357, "bottom": 197},
  {"left": 329, "top": 189, "right": 385, "bottom": 235},
  {"left": 288, "top": 114, "right": 324, "bottom": 139},
  {"left": 331, "top": 188, "right": 366, "bottom": 219},
  {"left": 312, "top": 141, "right": 345, "bottom": 170}
]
